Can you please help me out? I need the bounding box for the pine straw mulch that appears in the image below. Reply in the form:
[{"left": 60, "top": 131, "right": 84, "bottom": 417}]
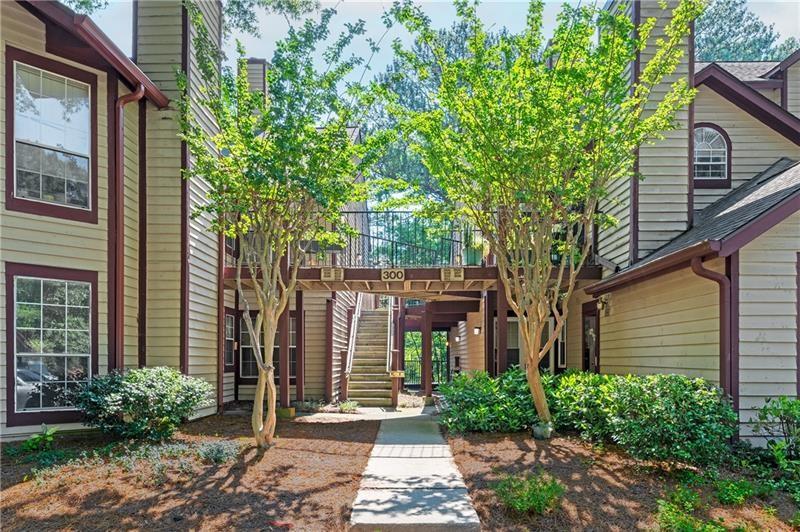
[
  {"left": 448, "top": 431, "right": 798, "bottom": 531},
  {"left": 1, "top": 415, "right": 380, "bottom": 531}
]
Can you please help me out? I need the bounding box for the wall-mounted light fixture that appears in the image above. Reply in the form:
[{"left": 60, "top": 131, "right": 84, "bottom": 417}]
[
  {"left": 473, "top": 326, "right": 481, "bottom": 336},
  {"left": 454, "top": 335, "right": 461, "bottom": 342}
]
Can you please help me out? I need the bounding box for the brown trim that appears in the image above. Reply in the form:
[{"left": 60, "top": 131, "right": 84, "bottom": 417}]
[
  {"left": 586, "top": 241, "right": 719, "bottom": 296},
  {"left": 693, "top": 122, "right": 732, "bottom": 189},
  {"left": 324, "top": 298, "right": 334, "bottom": 402},
  {"left": 764, "top": 48, "right": 800, "bottom": 79},
  {"left": 137, "top": 100, "right": 147, "bottom": 368},
  {"left": 217, "top": 233, "right": 225, "bottom": 408},
  {"left": 222, "top": 308, "right": 237, "bottom": 373},
  {"left": 630, "top": 0, "right": 641, "bottom": 264},
  {"left": 695, "top": 64, "right": 800, "bottom": 146},
  {"left": 728, "top": 252, "right": 740, "bottom": 413},
  {"left": 5, "top": 46, "right": 99, "bottom": 224},
  {"left": 581, "top": 300, "right": 600, "bottom": 373},
  {"left": 114, "top": 84, "right": 145, "bottom": 371},
  {"left": 179, "top": 5, "right": 190, "bottom": 375},
  {"left": 5, "top": 262, "right": 99, "bottom": 428},
  {"left": 289, "top": 265, "right": 602, "bottom": 282},
  {"left": 687, "top": 21, "right": 695, "bottom": 226},
  {"left": 421, "top": 306, "right": 433, "bottom": 396},
  {"left": 691, "top": 257, "right": 731, "bottom": 397},
  {"left": 745, "top": 79, "right": 784, "bottom": 90},
  {"left": 23, "top": 0, "right": 169, "bottom": 108},
  {"left": 796, "top": 252, "right": 800, "bottom": 397},
  {"left": 131, "top": 0, "right": 139, "bottom": 63},
  {"left": 107, "top": 70, "right": 118, "bottom": 371},
  {"left": 296, "top": 291, "right": 305, "bottom": 402},
  {"left": 782, "top": 76, "right": 789, "bottom": 110}
]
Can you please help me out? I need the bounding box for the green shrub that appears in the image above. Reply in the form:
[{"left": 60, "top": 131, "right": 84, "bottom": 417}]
[
  {"left": 338, "top": 400, "right": 359, "bottom": 414},
  {"left": 439, "top": 368, "right": 538, "bottom": 433},
  {"left": 714, "top": 479, "right": 754, "bottom": 506},
  {"left": 607, "top": 374, "right": 737, "bottom": 465},
  {"left": 73, "top": 367, "right": 213, "bottom": 441},
  {"left": 549, "top": 370, "right": 617, "bottom": 441},
  {"left": 493, "top": 471, "right": 564, "bottom": 515},
  {"left": 196, "top": 441, "right": 242, "bottom": 464},
  {"left": 656, "top": 486, "right": 726, "bottom": 532},
  {"left": 21, "top": 425, "right": 58, "bottom": 453}
]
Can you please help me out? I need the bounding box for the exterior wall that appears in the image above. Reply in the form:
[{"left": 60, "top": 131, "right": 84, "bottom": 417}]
[
  {"left": 136, "top": 1, "right": 182, "bottom": 369},
  {"left": 331, "top": 291, "right": 357, "bottom": 401},
  {"left": 121, "top": 84, "right": 141, "bottom": 369},
  {"left": 451, "top": 302, "right": 485, "bottom": 373},
  {"left": 788, "top": 64, "right": 800, "bottom": 117},
  {"left": 186, "top": 0, "right": 223, "bottom": 416},
  {"left": 598, "top": 260, "right": 723, "bottom": 382},
  {"left": 598, "top": 0, "right": 634, "bottom": 269},
  {"left": 738, "top": 212, "right": 800, "bottom": 439},
  {"left": 694, "top": 87, "right": 800, "bottom": 211},
  {"left": 301, "top": 291, "right": 329, "bottom": 400},
  {"left": 1, "top": 2, "right": 110, "bottom": 437},
  {"left": 246, "top": 58, "right": 267, "bottom": 94},
  {"left": 636, "top": 0, "right": 691, "bottom": 259},
  {"left": 565, "top": 282, "right": 595, "bottom": 370},
  {"left": 754, "top": 86, "right": 781, "bottom": 105}
]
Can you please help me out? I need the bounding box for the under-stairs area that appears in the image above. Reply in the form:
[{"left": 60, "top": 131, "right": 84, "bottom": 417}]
[{"left": 348, "top": 308, "right": 393, "bottom": 407}]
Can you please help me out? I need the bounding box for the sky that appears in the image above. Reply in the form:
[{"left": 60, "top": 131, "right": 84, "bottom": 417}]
[{"left": 94, "top": 0, "right": 800, "bottom": 79}]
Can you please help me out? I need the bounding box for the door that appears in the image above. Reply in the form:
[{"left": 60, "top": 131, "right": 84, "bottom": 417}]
[
  {"left": 496, "top": 317, "right": 556, "bottom": 374},
  {"left": 582, "top": 301, "right": 599, "bottom": 373}
]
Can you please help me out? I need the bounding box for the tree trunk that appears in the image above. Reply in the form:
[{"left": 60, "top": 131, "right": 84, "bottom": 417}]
[
  {"left": 252, "top": 366, "right": 278, "bottom": 449},
  {"left": 526, "top": 354, "right": 552, "bottom": 424}
]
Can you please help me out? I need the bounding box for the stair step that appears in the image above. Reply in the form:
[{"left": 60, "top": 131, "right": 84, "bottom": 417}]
[
  {"left": 349, "top": 381, "right": 392, "bottom": 390},
  {"left": 350, "top": 373, "right": 390, "bottom": 381},
  {"left": 348, "top": 397, "right": 393, "bottom": 407}
]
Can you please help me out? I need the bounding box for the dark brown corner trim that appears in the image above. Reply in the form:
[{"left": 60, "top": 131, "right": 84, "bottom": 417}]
[
  {"left": 695, "top": 63, "right": 800, "bottom": 146},
  {"left": 693, "top": 122, "right": 732, "bottom": 189},
  {"left": 728, "top": 252, "right": 740, "bottom": 413},
  {"left": 179, "top": 5, "right": 190, "bottom": 375},
  {"left": 796, "top": 252, "right": 800, "bottom": 397},
  {"left": 5, "top": 46, "right": 99, "bottom": 225},
  {"left": 629, "top": 0, "right": 641, "bottom": 265},
  {"left": 687, "top": 21, "right": 695, "bottom": 226},
  {"left": 5, "top": 262, "right": 99, "bottom": 428}
]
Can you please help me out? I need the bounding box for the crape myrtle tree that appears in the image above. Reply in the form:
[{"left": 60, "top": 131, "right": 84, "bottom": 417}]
[
  {"left": 386, "top": 0, "right": 704, "bottom": 424},
  {"left": 179, "top": 8, "right": 387, "bottom": 448}
]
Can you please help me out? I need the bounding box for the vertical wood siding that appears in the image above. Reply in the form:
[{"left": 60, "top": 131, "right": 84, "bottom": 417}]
[
  {"left": 636, "top": 1, "right": 690, "bottom": 259},
  {"left": 1, "top": 2, "right": 110, "bottom": 437},
  {"left": 694, "top": 87, "right": 800, "bottom": 211},
  {"left": 738, "top": 212, "right": 800, "bottom": 439},
  {"left": 598, "top": 261, "right": 722, "bottom": 382}
]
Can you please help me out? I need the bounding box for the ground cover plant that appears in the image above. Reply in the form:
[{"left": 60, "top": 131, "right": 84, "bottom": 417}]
[
  {"left": 493, "top": 471, "right": 564, "bottom": 515},
  {"left": 1, "top": 415, "right": 380, "bottom": 530}
]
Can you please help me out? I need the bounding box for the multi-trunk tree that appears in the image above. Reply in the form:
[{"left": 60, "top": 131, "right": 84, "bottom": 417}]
[
  {"left": 387, "top": 0, "right": 704, "bottom": 424},
  {"left": 180, "top": 10, "right": 386, "bottom": 448}
]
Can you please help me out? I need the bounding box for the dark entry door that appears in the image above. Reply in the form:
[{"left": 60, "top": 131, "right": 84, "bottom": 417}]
[{"left": 582, "top": 302, "right": 599, "bottom": 373}]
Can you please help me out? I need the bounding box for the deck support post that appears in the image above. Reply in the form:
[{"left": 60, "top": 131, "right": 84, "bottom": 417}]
[
  {"left": 484, "top": 291, "right": 497, "bottom": 376},
  {"left": 422, "top": 304, "right": 433, "bottom": 397},
  {"left": 278, "top": 256, "right": 290, "bottom": 408},
  {"left": 296, "top": 290, "right": 304, "bottom": 402}
]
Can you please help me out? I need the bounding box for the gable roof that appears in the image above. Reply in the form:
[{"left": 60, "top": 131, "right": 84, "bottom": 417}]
[
  {"left": 696, "top": 61, "right": 780, "bottom": 82},
  {"left": 21, "top": 1, "right": 168, "bottom": 108},
  {"left": 764, "top": 48, "right": 800, "bottom": 79},
  {"left": 695, "top": 63, "right": 800, "bottom": 145},
  {"left": 586, "top": 158, "right": 800, "bottom": 295}
]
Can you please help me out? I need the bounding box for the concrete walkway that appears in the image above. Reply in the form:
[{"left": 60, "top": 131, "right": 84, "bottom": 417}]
[{"left": 350, "top": 407, "right": 481, "bottom": 531}]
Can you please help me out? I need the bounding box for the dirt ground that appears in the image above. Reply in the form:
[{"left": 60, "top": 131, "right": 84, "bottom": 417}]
[
  {"left": 1, "top": 415, "right": 380, "bottom": 531},
  {"left": 448, "top": 431, "right": 797, "bottom": 531}
]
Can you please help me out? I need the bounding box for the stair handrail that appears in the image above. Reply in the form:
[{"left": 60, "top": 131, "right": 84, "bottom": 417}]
[
  {"left": 386, "top": 296, "right": 396, "bottom": 374},
  {"left": 345, "top": 292, "right": 364, "bottom": 378}
]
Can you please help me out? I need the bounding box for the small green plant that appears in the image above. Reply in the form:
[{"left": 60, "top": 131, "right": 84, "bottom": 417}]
[
  {"left": 789, "top": 511, "right": 800, "bottom": 528},
  {"left": 294, "top": 399, "right": 326, "bottom": 413},
  {"left": 73, "top": 367, "right": 213, "bottom": 441},
  {"left": 714, "top": 479, "right": 755, "bottom": 506},
  {"left": 338, "top": 400, "right": 359, "bottom": 414},
  {"left": 196, "top": 440, "right": 242, "bottom": 464},
  {"left": 656, "top": 486, "right": 726, "bottom": 532},
  {"left": 492, "top": 471, "right": 565, "bottom": 515},
  {"left": 21, "top": 425, "right": 58, "bottom": 452}
]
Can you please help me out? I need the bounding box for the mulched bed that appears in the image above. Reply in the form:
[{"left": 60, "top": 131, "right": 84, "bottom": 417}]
[
  {"left": 448, "top": 431, "right": 796, "bottom": 531},
  {"left": 1, "top": 415, "right": 380, "bottom": 531}
]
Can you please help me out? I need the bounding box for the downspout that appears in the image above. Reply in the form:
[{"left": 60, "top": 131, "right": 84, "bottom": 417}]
[
  {"left": 114, "top": 84, "right": 146, "bottom": 370},
  {"left": 690, "top": 256, "right": 731, "bottom": 397}
]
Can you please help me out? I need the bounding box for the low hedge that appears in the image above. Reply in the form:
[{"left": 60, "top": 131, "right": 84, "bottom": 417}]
[{"left": 440, "top": 368, "right": 737, "bottom": 466}]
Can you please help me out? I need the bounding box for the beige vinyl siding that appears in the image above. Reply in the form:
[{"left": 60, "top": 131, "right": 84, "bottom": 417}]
[
  {"left": 121, "top": 84, "right": 141, "bottom": 369},
  {"left": 694, "top": 87, "right": 800, "bottom": 211},
  {"left": 599, "top": 260, "right": 722, "bottom": 382},
  {"left": 222, "top": 373, "right": 235, "bottom": 403},
  {"left": 185, "top": 1, "right": 223, "bottom": 415},
  {"left": 246, "top": 59, "right": 267, "bottom": 94},
  {"left": 754, "top": 87, "right": 782, "bottom": 105},
  {"left": 598, "top": 0, "right": 634, "bottom": 269},
  {"left": 1, "top": 2, "right": 110, "bottom": 437},
  {"left": 136, "top": 2, "right": 182, "bottom": 369},
  {"left": 738, "top": 212, "right": 800, "bottom": 439},
  {"left": 636, "top": 1, "right": 690, "bottom": 259},
  {"left": 301, "top": 291, "right": 330, "bottom": 400},
  {"left": 788, "top": 64, "right": 800, "bottom": 117},
  {"left": 451, "top": 302, "right": 485, "bottom": 373},
  {"left": 331, "top": 291, "right": 357, "bottom": 401},
  {"left": 565, "top": 282, "right": 595, "bottom": 370},
  {"left": 449, "top": 326, "right": 467, "bottom": 372}
]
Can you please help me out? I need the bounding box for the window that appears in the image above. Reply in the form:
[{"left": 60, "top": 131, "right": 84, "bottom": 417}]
[
  {"left": 694, "top": 124, "right": 731, "bottom": 188},
  {"left": 6, "top": 47, "right": 97, "bottom": 223},
  {"left": 224, "top": 314, "right": 235, "bottom": 370},
  {"left": 239, "top": 315, "right": 296, "bottom": 381}
]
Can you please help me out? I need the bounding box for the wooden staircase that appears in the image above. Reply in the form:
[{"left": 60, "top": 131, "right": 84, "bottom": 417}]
[{"left": 348, "top": 308, "right": 392, "bottom": 407}]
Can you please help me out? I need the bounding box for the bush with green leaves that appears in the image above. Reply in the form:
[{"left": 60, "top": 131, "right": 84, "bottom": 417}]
[
  {"left": 439, "top": 368, "right": 538, "bottom": 433},
  {"left": 337, "top": 400, "right": 359, "bottom": 414},
  {"left": 21, "top": 425, "right": 58, "bottom": 453},
  {"left": 196, "top": 440, "right": 242, "bottom": 464},
  {"left": 607, "top": 374, "right": 737, "bottom": 465},
  {"left": 493, "top": 471, "right": 564, "bottom": 515},
  {"left": 549, "top": 370, "right": 618, "bottom": 441},
  {"left": 714, "top": 479, "right": 754, "bottom": 506},
  {"left": 754, "top": 397, "right": 800, "bottom": 468},
  {"left": 73, "top": 367, "right": 213, "bottom": 441}
]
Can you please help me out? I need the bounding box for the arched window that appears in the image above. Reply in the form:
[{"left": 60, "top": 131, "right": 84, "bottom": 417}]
[{"left": 694, "top": 123, "right": 731, "bottom": 188}]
